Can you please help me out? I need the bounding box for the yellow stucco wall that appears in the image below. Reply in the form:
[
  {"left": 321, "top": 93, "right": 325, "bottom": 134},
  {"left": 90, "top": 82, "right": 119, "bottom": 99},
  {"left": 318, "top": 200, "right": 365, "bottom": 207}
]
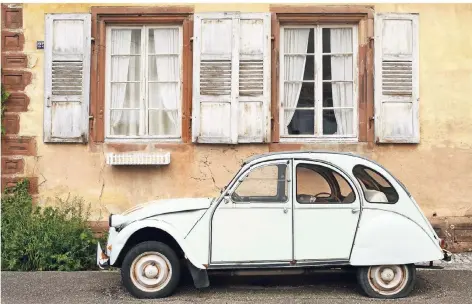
[{"left": 20, "top": 3, "right": 472, "bottom": 222}]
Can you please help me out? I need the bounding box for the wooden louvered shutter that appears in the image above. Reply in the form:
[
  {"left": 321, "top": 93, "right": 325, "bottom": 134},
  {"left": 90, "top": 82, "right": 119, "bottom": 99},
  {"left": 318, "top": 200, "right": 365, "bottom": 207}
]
[
  {"left": 374, "top": 13, "right": 419, "bottom": 143},
  {"left": 44, "top": 14, "right": 91, "bottom": 143},
  {"left": 192, "top": 13, "right": 236, "bottom": 143},
  {"left": 192, "top": 13, "right": 271, "bottom": 144},
  {"left": 238, "top": 13, "right": 271, "bottom": 143}
]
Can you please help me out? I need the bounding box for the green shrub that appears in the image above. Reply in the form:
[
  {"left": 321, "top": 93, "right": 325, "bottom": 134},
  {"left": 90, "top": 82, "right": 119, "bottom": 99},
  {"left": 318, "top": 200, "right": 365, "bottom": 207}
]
[{"left": 1, "top": 179, "right": 106, "bottom": 271}]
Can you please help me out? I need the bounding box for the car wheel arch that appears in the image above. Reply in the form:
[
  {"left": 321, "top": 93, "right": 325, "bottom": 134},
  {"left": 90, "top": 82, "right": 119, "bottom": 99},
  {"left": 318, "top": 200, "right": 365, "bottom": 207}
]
[
  {"left": 114, "top": 227, "right": 184, "bottom": 268},
  {"left": 110, "top": 220, "right": 206, "bottom": 270}
]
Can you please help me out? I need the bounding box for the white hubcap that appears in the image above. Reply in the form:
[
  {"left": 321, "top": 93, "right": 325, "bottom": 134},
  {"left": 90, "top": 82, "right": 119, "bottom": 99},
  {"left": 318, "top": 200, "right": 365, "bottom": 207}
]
[
  {"left": 380, "top": 268, "right": 395, "bottom": 282},
  {"left": 144, "top": 265, "right": 159, "bottom": 278},
  {"left": 130, "top": 252, "right": 172, "bottom": 292},
  {"left": 368, "top": 265, "right": 409, "bottom": 296}
]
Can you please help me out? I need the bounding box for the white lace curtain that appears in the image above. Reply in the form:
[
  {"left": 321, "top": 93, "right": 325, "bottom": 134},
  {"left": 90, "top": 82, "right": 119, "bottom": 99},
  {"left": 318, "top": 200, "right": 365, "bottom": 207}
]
[
  {"left": 330, "top": 28, "right": 353, "bottom": 135},
  {"left": 110, "top": 29, "right": 137, "bottom": 136},
  {"left": 283, "top": 29, "right": 310, "bottom": 135},
  {"left": 149, "top": 28, "right": 179, "bottom": 136}
]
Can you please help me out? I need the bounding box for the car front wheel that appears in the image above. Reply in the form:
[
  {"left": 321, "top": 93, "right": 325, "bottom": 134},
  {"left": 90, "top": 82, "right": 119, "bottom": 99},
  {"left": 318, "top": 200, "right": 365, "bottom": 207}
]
[
  {"left": 357, "top": 264, "right": 416, "bottom": 299},
  {"left": 121, "top": 241, "right": 181, "bottom": 299}
]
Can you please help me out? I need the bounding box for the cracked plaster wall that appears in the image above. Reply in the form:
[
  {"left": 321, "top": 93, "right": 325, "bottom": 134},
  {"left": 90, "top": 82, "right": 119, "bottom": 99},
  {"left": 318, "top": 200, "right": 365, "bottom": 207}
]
[{"left": 19, "top": 3, "right": 472, "bottom": 224}]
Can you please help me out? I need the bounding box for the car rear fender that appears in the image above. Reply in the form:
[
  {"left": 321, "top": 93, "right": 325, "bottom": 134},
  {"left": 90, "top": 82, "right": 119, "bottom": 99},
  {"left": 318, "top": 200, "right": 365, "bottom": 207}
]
[{"left": 350, "top": 208, "right": 443, "bottom": 265}]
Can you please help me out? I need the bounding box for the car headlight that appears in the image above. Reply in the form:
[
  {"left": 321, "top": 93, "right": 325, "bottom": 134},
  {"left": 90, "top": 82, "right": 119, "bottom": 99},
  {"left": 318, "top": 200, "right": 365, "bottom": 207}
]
[{"left": 109, "top": 214, "right": 126, "bottom": 228}]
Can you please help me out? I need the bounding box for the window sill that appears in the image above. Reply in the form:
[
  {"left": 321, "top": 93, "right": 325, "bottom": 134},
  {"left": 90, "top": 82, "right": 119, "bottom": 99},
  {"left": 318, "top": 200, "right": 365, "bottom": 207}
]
[
  {"left": 104, "top": 137, "right": 182, "bottom": 144},
  {"left": 279, "top": 136, "right": 359, "bottom": 144}
]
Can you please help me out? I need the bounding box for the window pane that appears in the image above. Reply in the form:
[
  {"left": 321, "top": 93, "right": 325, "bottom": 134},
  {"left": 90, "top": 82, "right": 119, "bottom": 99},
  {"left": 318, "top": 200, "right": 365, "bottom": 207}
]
[
  {"left": 232, "top": 164, "right": 288, "bottom": 203},
  {"left": 110, "top": 83, "right": 140, "bottom": 109},
  {"left": 284, "top": 82, "right": 314, "bottom": 108},
  {"left": 285, "top": 109, "right": 314, "bottom": 135},
  {"left": 322, "top": 28, "right": 353, "bottom": 53},
  {"left": 323, "top": 109, "right": 354, "bottom": 136},
  {"left": 323, "top": 55, "right": 353, "bottom": 81},
  {"left": 322, "top": 82, "right": 354, "bottom": 108},
  {"left": 334, "top": 172, "right": 356, "bottom": 203},
  {"left": 148, "top": 83, "right": 178, "bottom": 109},
  {"left": 111, "top": 56, "right": 141, "bottom": 82},
  {"left": 303, "top": 55, "right": 315, "bottom": 80},
  {"left": 148, "top": 110, "right": 178, "bottom": 136},
  {"left": 284, "top": 28, "right": 312, "bottom": 54},
  {"left": 110, "top": 29, "right": 141, "bottom": 55},
  {"left": 365, "top": 169, "right": 391, "bottom": 188},
  {"left": 284, "top": 55, "right": 314, "bottom": 81},
  {"left": 148, "top": 56, "right": 179, "bottom": 82},
  {"left": 353, "top": 165, "right": 399, "bottom": 204},
  {"left": 109, "top": 110, "right": 140, "bottom": 136},
  {"left": 296, "top": 163, "right": 354, "bottom": 204},
  {"left": 297, "top": 165, "right": 331, "bottom": 202},
  {"left": 148, "top": 28, "right": 179, "bottom": 54}
]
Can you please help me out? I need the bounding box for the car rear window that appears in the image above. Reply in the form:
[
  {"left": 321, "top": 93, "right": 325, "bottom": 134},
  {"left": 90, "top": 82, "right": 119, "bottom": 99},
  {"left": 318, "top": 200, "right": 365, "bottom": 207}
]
[{"left": 352, "top": 165, "right": 399, "bottom": 204}]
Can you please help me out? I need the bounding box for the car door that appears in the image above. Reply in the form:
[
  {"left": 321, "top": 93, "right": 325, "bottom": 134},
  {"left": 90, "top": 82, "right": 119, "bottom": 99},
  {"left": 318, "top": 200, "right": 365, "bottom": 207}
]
[
  {"left": 293, "top": 160, "right": 360, "bottom": 262},
  {"left": 211, "top": 160, "right": 293, "bottom": 264}
]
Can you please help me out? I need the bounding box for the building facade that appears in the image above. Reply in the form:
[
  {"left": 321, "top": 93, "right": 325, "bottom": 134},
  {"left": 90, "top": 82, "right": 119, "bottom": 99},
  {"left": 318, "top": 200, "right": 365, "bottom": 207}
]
[{"left": 1, "top": 3, "right": 472, "bottom": 251}]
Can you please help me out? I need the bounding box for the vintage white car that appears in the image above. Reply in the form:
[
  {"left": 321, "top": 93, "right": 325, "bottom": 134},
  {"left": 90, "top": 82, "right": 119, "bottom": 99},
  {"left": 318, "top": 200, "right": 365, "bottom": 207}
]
[{"left": 97, "top": 151, "right": 451, "bottom": 299}]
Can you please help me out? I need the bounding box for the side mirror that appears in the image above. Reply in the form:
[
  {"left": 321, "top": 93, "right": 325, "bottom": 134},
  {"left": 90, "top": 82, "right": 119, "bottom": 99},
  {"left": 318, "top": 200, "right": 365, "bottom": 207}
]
[{"left": 223, "top": 194, "right": 231, "bottom": 204}]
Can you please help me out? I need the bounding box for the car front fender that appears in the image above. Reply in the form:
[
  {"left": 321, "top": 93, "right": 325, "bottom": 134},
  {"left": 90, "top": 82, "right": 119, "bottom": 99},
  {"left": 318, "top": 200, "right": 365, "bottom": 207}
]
[{"left": 109, "top": 219, "right": 206, "bottom": 269}]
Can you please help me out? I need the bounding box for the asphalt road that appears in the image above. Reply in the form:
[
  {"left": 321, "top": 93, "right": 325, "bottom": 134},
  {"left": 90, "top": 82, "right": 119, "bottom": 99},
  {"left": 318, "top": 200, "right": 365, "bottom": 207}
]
[{"left": 2, "top": 269, "right": 472, "bottom": 304}]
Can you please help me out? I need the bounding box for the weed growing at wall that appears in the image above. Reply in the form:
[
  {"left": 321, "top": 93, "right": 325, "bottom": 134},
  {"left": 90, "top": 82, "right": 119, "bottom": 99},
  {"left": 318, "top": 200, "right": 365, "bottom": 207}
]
[
  {"left": 1, "top": 85, "right": 9, "bottom": 135},
  {"left": 1, "top": 180, "right": 106, "bottom": 271}
]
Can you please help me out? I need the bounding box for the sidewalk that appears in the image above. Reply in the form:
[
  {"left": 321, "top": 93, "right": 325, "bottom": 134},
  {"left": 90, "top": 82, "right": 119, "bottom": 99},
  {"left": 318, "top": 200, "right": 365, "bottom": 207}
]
[{"left": 417, "top": 252, "right": 472, "bottom": 270}]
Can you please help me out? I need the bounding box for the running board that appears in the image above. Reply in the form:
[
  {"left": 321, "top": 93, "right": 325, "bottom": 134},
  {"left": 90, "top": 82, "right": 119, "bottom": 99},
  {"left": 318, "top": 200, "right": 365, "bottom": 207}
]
[{"left": 208, "top": 260, "right": 350, "bottom": 270}]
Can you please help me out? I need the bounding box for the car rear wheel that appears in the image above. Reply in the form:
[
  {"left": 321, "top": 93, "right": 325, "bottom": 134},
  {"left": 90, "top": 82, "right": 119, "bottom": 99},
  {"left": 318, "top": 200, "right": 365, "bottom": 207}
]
[
  {"left": 357, "top": 264, "right": 416, "bottom": 299},
  {"left": 121, "top": 241, "right": 181, "bottom": 299}
]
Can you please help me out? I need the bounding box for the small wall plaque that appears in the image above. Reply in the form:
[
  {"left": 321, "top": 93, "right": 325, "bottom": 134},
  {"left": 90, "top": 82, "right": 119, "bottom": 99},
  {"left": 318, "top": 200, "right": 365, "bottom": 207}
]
[{"left": 36, "top": 41, "right": 44, "bottom": 49}]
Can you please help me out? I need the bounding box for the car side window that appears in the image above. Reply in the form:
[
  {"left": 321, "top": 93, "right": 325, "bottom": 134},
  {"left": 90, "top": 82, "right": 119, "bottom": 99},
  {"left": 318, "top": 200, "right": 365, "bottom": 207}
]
[
  {"left": 231, "top": 163, "right": 288, "bottom": 203},
  {"left": 296, "top": 163, "right": 355, "bottom": 204},
  {"left": 352, "top": 165, "right": 399, "bottom": 204}
]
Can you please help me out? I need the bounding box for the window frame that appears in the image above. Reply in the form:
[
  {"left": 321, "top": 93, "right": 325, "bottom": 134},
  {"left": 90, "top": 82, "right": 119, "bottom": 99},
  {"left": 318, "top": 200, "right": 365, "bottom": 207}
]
[
  {"left": 90, "top": 6, "right": 193, "bottom": 144},
  {"left": 104, "top": 24, "right": 183, "bottom": 141},
  {"left": 295, "top": 162, "right": 356, "bottom": 205},
  {"left": 270, "top": 6, "right": 374, "bottom": 144},
  {"left": 229, "top": 161, "right": 291, "bottom": 205},
  {"left": 279, "top": 24, "right": 359, "bottom": 142}
]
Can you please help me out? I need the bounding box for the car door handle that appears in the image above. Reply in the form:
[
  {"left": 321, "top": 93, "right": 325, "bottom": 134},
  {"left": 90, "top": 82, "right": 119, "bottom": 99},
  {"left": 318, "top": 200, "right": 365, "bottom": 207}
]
[
  {"left": 283, "top": 207, "right": 289, "bottom": 214},
  {"left": 351, "top": 208, "right": 360, "bottom": 214}
]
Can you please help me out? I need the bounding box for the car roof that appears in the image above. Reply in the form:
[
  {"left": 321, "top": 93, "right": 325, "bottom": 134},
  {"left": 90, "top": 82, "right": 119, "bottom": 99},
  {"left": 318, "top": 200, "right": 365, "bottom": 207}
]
[
  {"left": 243, "top": 151, "right": 412, "bottom": 197},
  {"left": 243, "top": 151, "right": 371, "bottom": 165}
]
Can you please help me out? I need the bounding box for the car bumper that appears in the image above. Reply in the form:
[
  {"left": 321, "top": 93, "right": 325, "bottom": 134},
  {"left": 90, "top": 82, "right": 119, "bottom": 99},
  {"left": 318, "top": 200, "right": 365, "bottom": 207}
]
[
  {"left": 442, "top": 249, "right": 452, "bottom": 262},
  {"left": 96, "top": 242, "right": 110, "bottom": 269}
]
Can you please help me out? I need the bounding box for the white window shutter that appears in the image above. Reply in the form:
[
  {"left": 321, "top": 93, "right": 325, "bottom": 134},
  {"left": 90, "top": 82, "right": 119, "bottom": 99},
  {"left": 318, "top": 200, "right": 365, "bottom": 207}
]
[
  {"left": 237, "top": 13, "right": 271, "bottom": 143},
  {"left": 374, "top": 13, "right": 419, "bottom": 143},
  {"left": 192, "top": 12, "right": 271, "bottom": 144},
  {"left": 193, "top": 13, "right": 237, "bottom": 144},
  {"left": 44, "top": 14, "right": 91, "bottom": 143}
]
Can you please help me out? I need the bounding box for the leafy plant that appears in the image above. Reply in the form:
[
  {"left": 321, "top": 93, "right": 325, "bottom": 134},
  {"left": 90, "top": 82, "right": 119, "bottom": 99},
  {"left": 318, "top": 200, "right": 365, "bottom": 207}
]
[
  {"left": 1, "top": 85, "right": 10, "bottom": 135},
  {"left": 1, "top": 180, "right": 106, "bottom": 271}
]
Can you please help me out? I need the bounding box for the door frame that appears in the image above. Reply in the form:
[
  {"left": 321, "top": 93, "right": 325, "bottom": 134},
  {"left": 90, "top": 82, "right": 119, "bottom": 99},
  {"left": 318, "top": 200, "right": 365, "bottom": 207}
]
[
  {"left": 208, "top": 158, "right": 294, "bottom": 267},
  {"left": 292, "top": 158, "right": 363, "bottom": 263}
]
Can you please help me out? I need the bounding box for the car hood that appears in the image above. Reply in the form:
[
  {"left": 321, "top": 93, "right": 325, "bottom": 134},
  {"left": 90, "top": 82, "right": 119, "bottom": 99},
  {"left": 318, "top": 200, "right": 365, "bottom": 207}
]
[{"left": 110, "top": 197, "right": 213, "bottom": 227}]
